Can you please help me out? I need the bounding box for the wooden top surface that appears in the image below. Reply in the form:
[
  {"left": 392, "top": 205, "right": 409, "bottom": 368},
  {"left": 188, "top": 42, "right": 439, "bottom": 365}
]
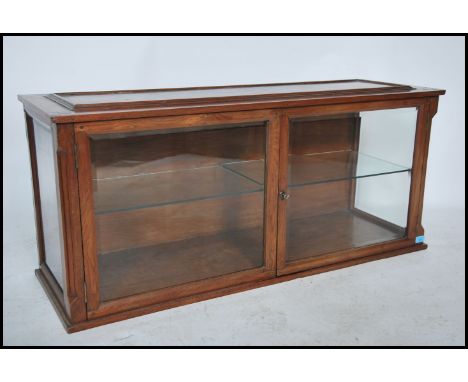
[{"left": 18, "top": 79, "right": 445, "bottom": 124}]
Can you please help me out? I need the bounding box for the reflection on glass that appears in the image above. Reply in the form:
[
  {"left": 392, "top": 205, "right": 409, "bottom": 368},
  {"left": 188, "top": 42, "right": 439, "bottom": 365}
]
[
  {"left": 285, "top": 108, "right": 417, "bottom": 262},
  {"left": 91, "top": 123, "right": 266, "bottom": 301},
  {"left": 34, "top": 120, "right": 64, "bottom": 288}
]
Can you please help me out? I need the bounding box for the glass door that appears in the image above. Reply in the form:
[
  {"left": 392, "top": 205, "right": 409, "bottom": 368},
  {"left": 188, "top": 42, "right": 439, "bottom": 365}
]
[
  {"left": 76, "top": 111, "right": 278, "bottom": 315},
  {"left": 278, "top": 107, "right": 418, "bottom": 274}
]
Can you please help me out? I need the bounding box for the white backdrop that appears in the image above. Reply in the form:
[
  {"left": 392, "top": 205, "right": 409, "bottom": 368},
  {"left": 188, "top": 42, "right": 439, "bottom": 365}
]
[{"left": 3, "top": 35, "right": 465, "bottom": 250}]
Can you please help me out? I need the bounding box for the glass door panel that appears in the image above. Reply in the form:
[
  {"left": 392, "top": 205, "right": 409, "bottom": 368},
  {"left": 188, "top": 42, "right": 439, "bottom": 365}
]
[
  {"left": 284, "top": 108, "right": 417, "bottom": 264},
  {"left": 89, "top": 122, "right": 267, "bottom": 302}
]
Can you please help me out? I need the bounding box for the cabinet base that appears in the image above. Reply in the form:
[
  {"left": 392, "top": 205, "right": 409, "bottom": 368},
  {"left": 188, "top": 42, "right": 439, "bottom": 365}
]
[{"left": 36, "top": 243, "right": 427, "bottom": 333}]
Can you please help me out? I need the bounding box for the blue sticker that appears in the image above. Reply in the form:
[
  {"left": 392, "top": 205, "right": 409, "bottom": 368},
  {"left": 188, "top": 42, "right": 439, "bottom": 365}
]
[{"left": 415, "top": 235, "right": 425, "bottom": 244}]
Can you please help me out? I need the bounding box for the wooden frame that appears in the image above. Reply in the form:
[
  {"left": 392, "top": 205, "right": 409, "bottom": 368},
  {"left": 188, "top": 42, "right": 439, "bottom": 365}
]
[
  {"left": 19, "top": 80, "right": 444, "bottom": 332},
  {"left": 76, "top": 110, "right": 280, "bottom": 318},
  {"left": 276, "top": 98, "right": 432, "bottom": 276},
  {"left": 46, "top": 79, "right": 413, "bottom": 112},
  {"left": 25, "top": 116, "right": 87, "bottom": 323}
]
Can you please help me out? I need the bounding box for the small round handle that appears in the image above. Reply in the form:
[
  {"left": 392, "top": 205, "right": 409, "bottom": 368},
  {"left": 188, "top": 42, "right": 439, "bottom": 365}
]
[{"left": 279, "top": 191, "right": 290, "bottom": 200}]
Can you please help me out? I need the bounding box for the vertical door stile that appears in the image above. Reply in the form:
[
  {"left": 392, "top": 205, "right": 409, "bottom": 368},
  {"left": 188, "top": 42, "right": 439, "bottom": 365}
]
[
  {"left": 276, "top": 113, "right": 290, "bottom": 274},
  {"left": 264, "top": 111, "right": 280, "bottom": 274},
  {"left": 75, "top": 128, "right": 101, "bottom": 312}
]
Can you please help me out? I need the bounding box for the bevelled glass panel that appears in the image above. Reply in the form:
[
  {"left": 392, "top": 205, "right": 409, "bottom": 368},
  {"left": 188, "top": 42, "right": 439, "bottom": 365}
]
[
  {"left": 91, "top": 123, "right": 266, "bottom": 301},
  {"left": 285, "top": 108, "right": 417, "bottom": 262},
  {"left": 34, "top": 120, "right": 64, "bottom": 288}
]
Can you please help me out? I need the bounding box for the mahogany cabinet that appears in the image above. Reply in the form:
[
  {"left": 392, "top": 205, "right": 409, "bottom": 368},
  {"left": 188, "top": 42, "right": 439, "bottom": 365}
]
[{"left": 19, "top": 79, "right": 444, "bottom": 333}]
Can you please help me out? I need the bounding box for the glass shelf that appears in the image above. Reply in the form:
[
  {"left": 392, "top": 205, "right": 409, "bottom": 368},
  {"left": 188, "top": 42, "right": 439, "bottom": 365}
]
[
  {"left": 94, "top": 151, "right": 409, "bottom": 214},
  {"left": 288, "top": 150, "right": 411, "bottom": 187},
  {"left": 225, "top": 150, "right": 410, "bottom": 188},
  {"left": 94, "top": 164, "right": 264, "bottom": 214}
]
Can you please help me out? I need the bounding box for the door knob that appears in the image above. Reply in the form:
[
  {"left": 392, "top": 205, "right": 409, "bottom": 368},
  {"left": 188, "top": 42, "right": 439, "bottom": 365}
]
[{"left": 279, "top": 191, "right": 290, "bottom": 200}]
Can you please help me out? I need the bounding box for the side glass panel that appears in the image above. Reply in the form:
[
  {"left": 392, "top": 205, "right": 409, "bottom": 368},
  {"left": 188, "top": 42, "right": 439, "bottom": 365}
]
[
  {"left": 285, "top": 108, "right": 417, "bottom": 263},
  {"left": 34, "top": 120, "right": 64, "bottom": 288},
  {"left": 90, "top": 123, "right": 267, "bottom": 302}
]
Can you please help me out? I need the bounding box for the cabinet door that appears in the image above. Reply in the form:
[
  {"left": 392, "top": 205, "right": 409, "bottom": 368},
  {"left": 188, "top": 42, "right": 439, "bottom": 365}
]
[
  {"left": 76, "top": 111, "right": 279, "bottom": 317},
  {"left": 277, "top": 103, "right": 424, "bottom": 275}
]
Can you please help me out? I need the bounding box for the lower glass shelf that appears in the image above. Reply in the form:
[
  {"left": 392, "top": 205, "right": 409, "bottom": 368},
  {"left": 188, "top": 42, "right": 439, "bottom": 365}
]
[
  {"left": 286, "top": 209, "right": 406, "bottom": 263},
  {"left": 98, "top": 226, "right": 264, "bottom": 301}
]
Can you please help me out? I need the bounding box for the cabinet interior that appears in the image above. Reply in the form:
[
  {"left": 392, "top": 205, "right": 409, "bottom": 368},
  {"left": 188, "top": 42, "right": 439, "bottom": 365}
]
[
  {"left": 90, "top": 123, "right": 267, "bottom": 301},
  {"left": 285, "top": 113, "right": 409, "bottom": 262},
  {"left": 89, "top": 114, "right": 412, "bottom": 301}
]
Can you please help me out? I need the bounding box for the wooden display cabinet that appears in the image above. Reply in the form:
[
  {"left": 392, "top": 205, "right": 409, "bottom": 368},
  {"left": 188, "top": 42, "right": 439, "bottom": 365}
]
[{"left": 19, "top": 79, "right": 444, "bottom": 332}]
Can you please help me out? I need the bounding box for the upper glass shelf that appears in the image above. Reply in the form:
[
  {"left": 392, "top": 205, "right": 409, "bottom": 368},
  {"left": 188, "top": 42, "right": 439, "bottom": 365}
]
[
  {"left": 93, "top": 164, "right": 264, "bottom": 214},
  {"left": 224, "top": 150, "right": 410, "bottom": 188},
  {"left": 93, "top": 150, "right": 410, "bottom": 215},
  {"left": 288, "top": 150, "right": 411, "bottom": 187}
]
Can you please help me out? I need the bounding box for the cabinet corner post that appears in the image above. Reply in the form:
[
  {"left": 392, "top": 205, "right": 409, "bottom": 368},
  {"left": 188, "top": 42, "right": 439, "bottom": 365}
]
[{"left": 56, "top": 123, "right": 87, "bottom": 323}]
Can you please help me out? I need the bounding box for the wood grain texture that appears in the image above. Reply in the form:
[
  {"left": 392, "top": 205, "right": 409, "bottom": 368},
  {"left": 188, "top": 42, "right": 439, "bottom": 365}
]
[
  {"left": 99, "top": 227, "right": 264, "bottom": 301},
  {"left": 21, "top": 81, "right": 443, "bottom": 332},
  {"left": 263, "top": 113, "right": 280, "bottom": 273},
  {"left": 276, "top": 105, "right": 421, "bottom": 276},
  {"left": 276, "top": 113, "right": 290, "bottom": 271},
  {"left": 287, "top": 181, "right": 351, "bottom": 220},
  {"left": 79, "top": 109, "right": 273, "bottom": 135},
  {"left": 77, "top": 109, "right": 278, "bottom": 318},
  {"left": 286, "top": 210, "right": 405, "bottom": 262},
  {"left": 283, "top": 98, "right": 430, "bottom": 120},
  {"left": 96, "top": 192, "right": 264, "bottom": 253},
  {"left": 289, "top": 114, "right": 357, "bottom": 154},
  {"left": 18, "top": 81, "right": 445, "bottom": 125},
  {"left": 46, "top": 79, "right": 413, "bottom": 112},
  {"left": 407, "top": 102, "right": 431, "bottom": 240},
  {"left": 56, "top": 124, "right": 87, "bottom": 322},
  {"left": 36, "top": 266, "right": 72, "bottom": 331},
  {"left": 75, "top": 130, "right": 101, "bottom": 311},
  {"left": 278, "top": 237, "right": 418, "bottom": 276},
  {"left": 90, "top": 266, "right": 274, "bottom": 319},
  {"left": 277, "top": 113, "right": 359, "bottom": 273},
  {"left": 40, "top": 262, "right": 65, "bottom": 307},
  {"left": 40, "top": 243, "right": 427, "bottom": 333},
  {"left": 413, "top": 97, "right": 439, "bottom": 237},
  {"left": 349, "top": 115, "right": 362, "bottom": 208},
  {"left": 90, "top": 123, "right": 265, "bottom": 178}
]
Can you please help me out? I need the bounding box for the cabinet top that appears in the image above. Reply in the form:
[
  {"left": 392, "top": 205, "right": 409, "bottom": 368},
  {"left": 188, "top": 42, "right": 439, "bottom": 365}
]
[{"left": 19, "top": 79, "right": 445, "bottom": 124}]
